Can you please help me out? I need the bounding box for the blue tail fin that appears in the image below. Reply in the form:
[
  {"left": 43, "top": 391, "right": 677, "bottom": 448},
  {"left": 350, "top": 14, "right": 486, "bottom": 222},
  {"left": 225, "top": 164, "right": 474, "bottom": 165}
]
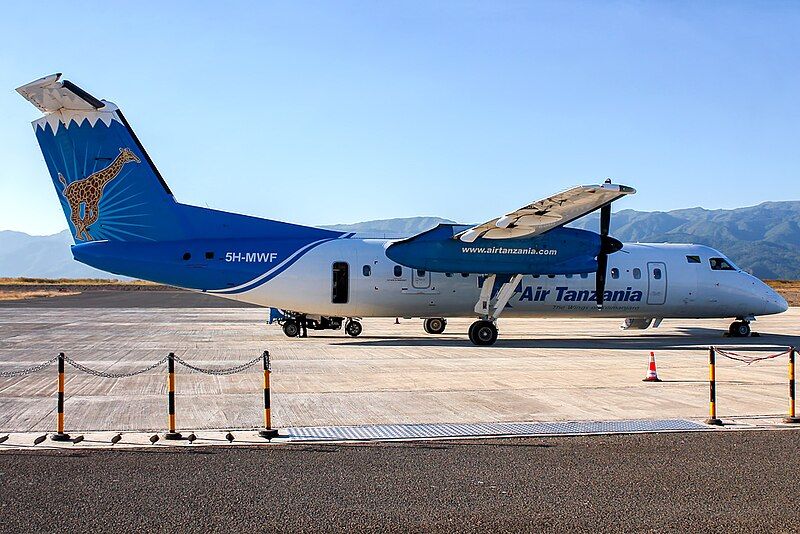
[
  {"left": 17, "top": 74, "right": 341, "bottom": 245},
  {"left": 17, "top": 74, "right": 181, "bottom": 243}
]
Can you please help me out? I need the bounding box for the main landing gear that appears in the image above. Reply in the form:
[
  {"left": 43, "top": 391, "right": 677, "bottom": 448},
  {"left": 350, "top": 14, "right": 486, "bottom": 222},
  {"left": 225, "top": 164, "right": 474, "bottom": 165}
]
[
  {"left": 468, "top": 320, "right": 498, "bottom": 346},
  {"left": 467, "top": 273, "right": 524, "bottom": 346},
  {"left": 423, "top": 318, "right": 447, "bottom": 335},
  {"left": 728, "top": 320, "right": 751, "bottom": 337}
]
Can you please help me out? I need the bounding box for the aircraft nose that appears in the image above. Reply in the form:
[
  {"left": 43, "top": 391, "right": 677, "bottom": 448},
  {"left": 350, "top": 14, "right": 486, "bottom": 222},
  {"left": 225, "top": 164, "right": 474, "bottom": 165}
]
[{"left": 760, "top": 283, "right": 788, "bottom": 315}]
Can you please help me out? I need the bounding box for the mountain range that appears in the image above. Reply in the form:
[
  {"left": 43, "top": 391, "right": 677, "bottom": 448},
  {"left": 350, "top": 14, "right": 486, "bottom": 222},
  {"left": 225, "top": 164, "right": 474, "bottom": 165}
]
[{"left": 3, "top": 200, "right": 799, "bottom": 279}]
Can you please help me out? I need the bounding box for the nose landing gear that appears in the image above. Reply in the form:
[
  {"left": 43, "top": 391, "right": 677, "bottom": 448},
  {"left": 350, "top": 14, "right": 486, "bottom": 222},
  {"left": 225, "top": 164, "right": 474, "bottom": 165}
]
[{"left": 728, "top": 320, "right": 751, "bottom": 337}]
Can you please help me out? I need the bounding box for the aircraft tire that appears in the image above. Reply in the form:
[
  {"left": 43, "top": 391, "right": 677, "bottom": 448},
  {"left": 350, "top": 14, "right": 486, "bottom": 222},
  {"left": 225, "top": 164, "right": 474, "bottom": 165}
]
[
  {"left": 424, "top": 318, "right": 446, "bottom": 335},
  {"left": 729, "top": 321, "right": 751, "bottom": 337},
  {"left": 469, "top": 320, "right": 498, "bottom": 346},
  {"left": 345, "top": 320, "right": 363, "bottom": 337},
  {"left": 282, "top": 320, "right": 300, "bottom": 338}
]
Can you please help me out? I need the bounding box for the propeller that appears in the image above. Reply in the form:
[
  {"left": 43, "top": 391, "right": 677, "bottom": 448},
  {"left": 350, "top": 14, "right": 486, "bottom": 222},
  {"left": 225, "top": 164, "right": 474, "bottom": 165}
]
[{"left": 595, "top": 197, "right": 623, "bottom": 309}]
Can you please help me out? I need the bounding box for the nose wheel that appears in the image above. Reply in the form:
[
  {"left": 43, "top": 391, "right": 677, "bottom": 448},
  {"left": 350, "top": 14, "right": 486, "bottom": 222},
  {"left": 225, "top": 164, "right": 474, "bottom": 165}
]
[
  {"left": 468, "top": 320, "right": 498, "bottom": 346},
  {"left": 728, "top": 321, "right": 751, "bottom": 337}
]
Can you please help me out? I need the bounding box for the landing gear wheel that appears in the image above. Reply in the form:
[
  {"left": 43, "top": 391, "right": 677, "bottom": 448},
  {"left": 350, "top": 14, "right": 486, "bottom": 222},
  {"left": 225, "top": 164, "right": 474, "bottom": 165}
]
[
  {"left": 468, "top": 320, "right": 498, "bottom": 346},
  {"left": 282, "top": 320, "right": 300, "bottom": 338},
  {"left": 424, "top": 318, "right": 446, "bottom": 335},
  {"left": 345, "top": 320, "right": 363, "bottom": 337},
  {"left": 729, "top": 321, "right": 751, "bottom": 337}
]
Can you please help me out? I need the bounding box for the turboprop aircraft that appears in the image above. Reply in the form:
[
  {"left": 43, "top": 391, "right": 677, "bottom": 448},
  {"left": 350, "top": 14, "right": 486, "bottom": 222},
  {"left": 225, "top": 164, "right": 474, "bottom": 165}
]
[{"left": 16, "top": 74, "right": 788, "bottom": 345}]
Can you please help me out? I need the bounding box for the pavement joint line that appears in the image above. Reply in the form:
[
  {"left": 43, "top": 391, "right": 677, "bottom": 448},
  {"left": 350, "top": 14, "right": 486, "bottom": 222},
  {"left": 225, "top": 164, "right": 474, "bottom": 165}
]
[{"left": 1, "top": 419, "right": 799, "bottom": 450}]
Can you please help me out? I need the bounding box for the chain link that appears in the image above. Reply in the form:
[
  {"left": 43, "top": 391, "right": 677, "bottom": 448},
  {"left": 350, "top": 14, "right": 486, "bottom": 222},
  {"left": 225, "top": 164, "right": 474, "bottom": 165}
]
[
  {"left": 173, "top": 354, "right": 263, "bottom": 375},
  {"left": 715, "top": 347, "right": 791, "bottom": 365},
  {"left": 63, "top": 354, "right": 170, "bottom": 378},
  {"left": 0, "top": 355, "right": 59, "bottom": 378},
  {"left": 1, "top": 353, "right": 265, "bottom": 378}
]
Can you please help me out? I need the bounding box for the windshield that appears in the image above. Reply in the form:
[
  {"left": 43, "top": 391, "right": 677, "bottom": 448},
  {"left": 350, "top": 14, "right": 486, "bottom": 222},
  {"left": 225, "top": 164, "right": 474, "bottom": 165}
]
[{"left": 709, "top": 257, "right": 737, "bottom": 271}]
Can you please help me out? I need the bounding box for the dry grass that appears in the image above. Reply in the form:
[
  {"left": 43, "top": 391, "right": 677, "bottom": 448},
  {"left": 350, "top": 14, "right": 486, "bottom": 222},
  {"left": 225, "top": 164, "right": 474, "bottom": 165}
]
[
  {"left": 765, "top": 280, "right": 800, "bottom": 306},
  {"left": 0, "top": 290, "right": 81, "bottom": 301},
  {"left": 0, "top": 277, "right": 155, "bottom": 286}
]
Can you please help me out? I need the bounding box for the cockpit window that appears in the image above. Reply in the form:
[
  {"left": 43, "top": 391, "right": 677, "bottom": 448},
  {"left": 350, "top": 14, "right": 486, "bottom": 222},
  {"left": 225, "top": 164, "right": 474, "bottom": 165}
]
[
  {"left": 710, "top": 257, "right": 736, "bottom": 271},
  {"left": 686, "top": 255, "right": 701, "bottom": 264}
]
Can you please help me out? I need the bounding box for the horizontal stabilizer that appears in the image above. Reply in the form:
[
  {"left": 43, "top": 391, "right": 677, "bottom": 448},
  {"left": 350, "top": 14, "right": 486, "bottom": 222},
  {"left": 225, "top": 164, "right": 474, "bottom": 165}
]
[{"left": 16, "top": 73, "right": 103, "bottom": 113}]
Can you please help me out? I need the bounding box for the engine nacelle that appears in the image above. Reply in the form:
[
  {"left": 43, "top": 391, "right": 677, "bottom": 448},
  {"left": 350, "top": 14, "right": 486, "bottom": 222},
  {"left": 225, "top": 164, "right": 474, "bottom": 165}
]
[{"left": 386, "top": 224, "right": 603, "bottom": 275}]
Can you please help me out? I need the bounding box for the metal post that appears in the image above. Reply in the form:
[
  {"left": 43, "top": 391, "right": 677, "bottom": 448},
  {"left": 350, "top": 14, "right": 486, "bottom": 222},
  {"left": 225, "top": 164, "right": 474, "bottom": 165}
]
[
  {"left": 164, "top": 353, "right": 182, "bottom": 439},
  {"left": 259, "top": 351, "right": 279, "bottom": 439},
  {"left": 784, "top": 347, "right": 800, "bottom": 424},
  {"left": 705, "top": 347, "right": 723, "bottom": 426},
  {"left": 51, "top": 352, "right": 71, "bottom": 441}
]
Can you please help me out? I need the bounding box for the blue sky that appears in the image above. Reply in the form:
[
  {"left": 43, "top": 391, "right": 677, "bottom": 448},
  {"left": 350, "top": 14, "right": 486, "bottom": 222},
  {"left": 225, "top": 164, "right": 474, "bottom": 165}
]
[{"left": 1, "top": 1, "right": 798, "bottom": 235}]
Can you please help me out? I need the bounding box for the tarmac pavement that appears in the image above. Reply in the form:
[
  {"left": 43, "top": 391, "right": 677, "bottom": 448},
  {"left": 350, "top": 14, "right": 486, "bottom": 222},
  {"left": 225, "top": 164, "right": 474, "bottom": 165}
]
[{"left": 1, "top": 430, "right": 798, "bottom": 532}]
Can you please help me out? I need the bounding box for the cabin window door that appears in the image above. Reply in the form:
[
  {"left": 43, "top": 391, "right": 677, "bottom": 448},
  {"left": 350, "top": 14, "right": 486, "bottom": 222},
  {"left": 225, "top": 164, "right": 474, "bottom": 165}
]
[
  {"left": 332, "top": 262, "right": 349, "bottom": 303},
  {"left": 646, "top": 262, "right": 667, "bottom": 305}
]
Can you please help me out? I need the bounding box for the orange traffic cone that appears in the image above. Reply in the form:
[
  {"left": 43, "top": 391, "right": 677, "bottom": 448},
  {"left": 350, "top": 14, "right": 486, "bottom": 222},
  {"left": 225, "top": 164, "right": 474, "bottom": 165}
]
[{"left": 643, "top": 351, "right": 662, "bottom": 382}]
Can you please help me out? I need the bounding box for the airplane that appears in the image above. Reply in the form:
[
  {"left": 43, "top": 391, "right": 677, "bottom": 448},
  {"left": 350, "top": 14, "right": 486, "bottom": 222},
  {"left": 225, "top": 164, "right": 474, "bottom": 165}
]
[{"left": 16, "top": 74, "right": 788, "bottom": 345}]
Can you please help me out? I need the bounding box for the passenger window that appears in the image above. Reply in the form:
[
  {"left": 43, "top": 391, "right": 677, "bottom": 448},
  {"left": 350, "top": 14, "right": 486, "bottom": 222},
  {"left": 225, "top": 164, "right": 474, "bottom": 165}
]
[
  {"left": 205, "top": 251, "right": 214, "bottom": 260},
  {"left": 461, "top": 273, "right": 469, "bottom": 278},
  {"left": 566, "top": 274, "right": 573, "bottom": 278},
  {"left": 393, "top": 265, "right": 402, "bottom": 277},
  {"left": 686, "top": 255, "right": 701, "bottom": 264},
  {"left": 709, "top": 258, "right": 735, "bottom": 271},
  {"left": 533, "top": 274, "right": 540, "bottom": 278},
  {"left": 416, "top": 269, "right": 426, "bottom": 277},
  {"left": 653, "top": 268, "right": 662, "bottom": 280},
  {"left": 611, "top": 268, "right": 619, "bottom": 279},
  {"left": 633, "top": 268, "right": 641, "bottom": 279},
  {"left": 332, "top": 262, "right": 349, "bottom": 303},
  {"left": 182, "top": 252, "right": 191, "bottom": 261},
  {"left": 445, "top": 273, "right": 453, "bottom": 277},
  {"left": 580, "top": 273, "right": 588, "bottom": 279},
  {"left": 547, "top": 274, "right": 555, "bottom": 279},
  {"left": 362, "top": 265, "right": 371, "bottom": 277}
]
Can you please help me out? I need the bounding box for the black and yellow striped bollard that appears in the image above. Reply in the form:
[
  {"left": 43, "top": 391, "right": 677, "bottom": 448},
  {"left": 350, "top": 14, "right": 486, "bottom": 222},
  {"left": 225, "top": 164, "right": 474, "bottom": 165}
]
[
  {"left": 164, "top": 352, "right": 182, "bottom": 440},
  {"left": 784, "top": 347, "right": 800, "bottom": 424},
  {"left": 705, "top": 347, "right": 723, "bottom": 426},
  {"left": 259, "top": 350, "right": 279, "bottom": 439},
  {"left": 51, "top": 352, "right": 71, "bottom": 441}
]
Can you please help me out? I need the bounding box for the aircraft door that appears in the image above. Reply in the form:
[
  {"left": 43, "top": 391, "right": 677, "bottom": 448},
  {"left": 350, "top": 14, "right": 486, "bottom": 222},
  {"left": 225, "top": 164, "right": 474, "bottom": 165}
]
[
  {"left": 412, "top": 268, "right": 431, "bottom": 289},
  {"left": 646, "top": 262, "right": 667, "bottom": 305},
  {"left": 331, "top": 262, "right": 349, "bottom": 304}
]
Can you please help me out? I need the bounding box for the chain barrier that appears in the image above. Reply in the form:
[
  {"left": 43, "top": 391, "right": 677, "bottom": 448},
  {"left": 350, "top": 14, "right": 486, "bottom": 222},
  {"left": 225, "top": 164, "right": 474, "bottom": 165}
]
[
  {"left": 172, "top": 354, "right": 263, "bottom": 375},
  {"left": 63, "top": 354, "right": 170, "bottom": 378},
  {"left": 1, "top": 353, "right": 264, "bottom": 379},
  {"left": 0, "top": 355, "right": 59, "bottom": 378},
  {"left": 714, "top": 347, "right": 791, "bottom": 365}
]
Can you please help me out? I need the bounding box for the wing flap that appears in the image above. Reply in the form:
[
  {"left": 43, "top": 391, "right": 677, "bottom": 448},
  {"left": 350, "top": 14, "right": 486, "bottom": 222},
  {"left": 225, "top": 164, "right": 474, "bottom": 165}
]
[{"left": 457, "top": 183, "right": 635, "bottom": 242}]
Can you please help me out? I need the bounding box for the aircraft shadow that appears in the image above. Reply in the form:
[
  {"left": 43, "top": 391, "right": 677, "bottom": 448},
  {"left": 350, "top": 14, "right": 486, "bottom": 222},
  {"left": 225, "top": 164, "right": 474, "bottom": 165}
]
[{"left": 337, "top": 328, "right": 800, "bottom": 350}]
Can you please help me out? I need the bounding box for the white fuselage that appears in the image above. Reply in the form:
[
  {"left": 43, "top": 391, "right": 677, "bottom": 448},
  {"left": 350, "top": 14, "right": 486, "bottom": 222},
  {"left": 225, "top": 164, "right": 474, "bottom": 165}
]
[{"left": 208, "top": 240, "right": 787, "bottom": 321}]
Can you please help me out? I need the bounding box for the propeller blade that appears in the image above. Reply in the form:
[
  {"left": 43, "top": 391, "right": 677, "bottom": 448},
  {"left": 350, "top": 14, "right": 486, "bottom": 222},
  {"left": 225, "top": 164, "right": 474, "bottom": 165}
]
[
  {"left": 600, "top": 204, "right": 611, "bottom": 236},
  {"left": 596, "top": 253, "right": 607, "bottom": 308}
]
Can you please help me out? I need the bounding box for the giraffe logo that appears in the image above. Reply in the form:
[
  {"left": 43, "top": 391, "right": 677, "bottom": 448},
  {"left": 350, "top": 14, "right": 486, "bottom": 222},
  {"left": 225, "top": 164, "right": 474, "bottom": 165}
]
[{"left": 58, "top": 147, "right": 141, "bottom": 241}]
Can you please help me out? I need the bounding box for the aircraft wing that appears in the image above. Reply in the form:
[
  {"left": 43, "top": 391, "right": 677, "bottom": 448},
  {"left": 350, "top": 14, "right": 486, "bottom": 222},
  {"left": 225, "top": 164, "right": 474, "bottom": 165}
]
[{"left": 455, "top": 182, "right": 635, "bottom": 242}]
